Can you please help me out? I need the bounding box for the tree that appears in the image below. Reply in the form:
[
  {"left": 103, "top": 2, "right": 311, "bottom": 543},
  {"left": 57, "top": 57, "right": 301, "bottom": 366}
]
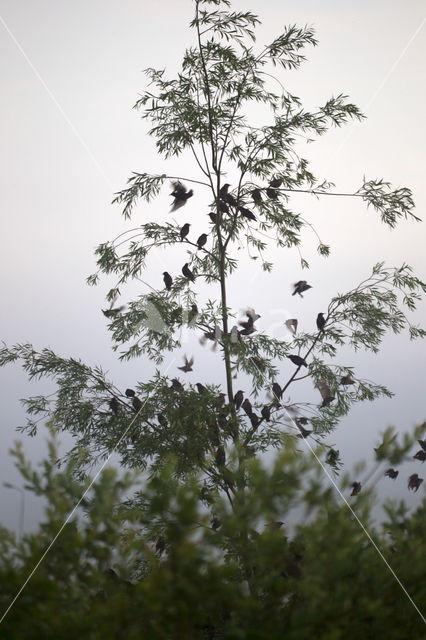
[{"left": 0, "top": 0, "right": 425, "bottom": 630}]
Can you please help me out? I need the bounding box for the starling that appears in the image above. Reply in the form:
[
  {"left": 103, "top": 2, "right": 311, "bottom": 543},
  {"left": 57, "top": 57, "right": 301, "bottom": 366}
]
[
  {"left": 196, "top": 233, "right": 208, "bottom": 250},
  {"left": 316, "top": 313, "right": 326, "bottom": 332},
  {"left": 238, "top": 206, "right": 256, "bottom": 221},
  {"left": 196, "top": 382, "right": 206, "bottom": 394},
  {"left": 178, "top": 355, "right": 194, "bottom": 373},
  {"left": 385, "top": 468, "right": 399, "bottom": 479},
  {"left": 292, "top": 281, "right": 312, "bottom": 297},
  {"left": 340, "top": 374, "right": 355, "bottom": 385},
  {"left": 225, "top": 192, "right": 238, "bottom": 207},
  {"left": 179, "top": 223, "right": 190, "bottom": 241},
  {"left": 233, "top": 390, "right": 244, "bottom": 409},
  {"left": 109, "top": 397, "right": 120, "bottom": 415},
  {"left": 261, "top": 405, "right": 271, "bottom": 421},
  {"left": 242, "top": 398, "right": 253, "bottom": 417},
  {"left": 408, "top": 474, "right": 423, "bottom": 492},
  {"left": 418, "top": 439, "right": 426, "bottom": 452},
  {"left": 230, "top": 325, "right": 241, "bottom": 343},
  {"left": 269, "top": 178, "right": 282, "bottom": 188},
  {"left": 272, "top": 382, "right": 282, "bottom": 400},
  {"left": 215, "top": 445, "right": 226, "bottom": 467},
  {"left": 251, "top": 188, "right": 263, "bottom": 204},
  {"left": 132, "top": 396, "right": 142, "bottom": 412},
  {"left": 266, "top": 187, "right": 278, "bottom": 200},
  {"left": 125, "top": 388, "right": 135, "bottom": 397},
  {"left": 219, "top": 183, "right": 230, "bottom": 199},
  {"left": 170, "top": 378, "right": 183, "bottom": 391},
  {"left": 208, "top": 212, "right": 218, "bottom": 224},
  {"left": 219, "top": 200, "right": 229, "bottom": 214},
  {"left": 182, "top": 263, "right": 195, "bottom": 281},
  {"left": 297, "top": 424, "right": 312, "bottom": 439},
  {"left": 188, "top": 303, "right": 198, "bottom": 323},
  {"left": 157, "top": 413, "right": 168, "bottom": 428},
  {"left": 287, "top": 354, "right": 308, "bottom": 368},
  {"left": 316, "top": 380, "right": 335, "bottom": 409},
  {"left": 285, "top": 318, "right": 298, "bottom": 335},
  {"left": 102, "top": 306, "right": 125, "bottom": 318},
  {"left": 163, "top": 271, "right": 173, "bottom": 291},
  {"left": 351, "top": 482, "right": 362, "bottom": 496},
  {"left": 170, "top": 181, "right": 193, "bottom": 212},
  {"left": 249, "top": 413, "right": 261, "bottom": 428},
  {"left": 239, "top": 309, "right": 260, "bottom": 333},
  {"left": 413, "top": 450, "right": 426, "bottom": 462}
]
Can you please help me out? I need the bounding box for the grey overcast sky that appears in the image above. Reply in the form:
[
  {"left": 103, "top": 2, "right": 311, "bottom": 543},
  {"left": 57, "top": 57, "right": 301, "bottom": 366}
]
[{"left": 0, "top": 0, "right": 425, "bottom": 533}]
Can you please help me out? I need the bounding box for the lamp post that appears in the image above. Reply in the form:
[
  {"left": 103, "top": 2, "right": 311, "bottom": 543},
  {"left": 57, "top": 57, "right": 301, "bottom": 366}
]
[{"left": 3, "top": 482, "right": 25, "bottom": 541}]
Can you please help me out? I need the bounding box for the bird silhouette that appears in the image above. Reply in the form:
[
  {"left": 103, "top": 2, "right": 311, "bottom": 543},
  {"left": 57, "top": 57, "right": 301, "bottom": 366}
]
[
  {"left": 413, "top": 450, "right": 426, "bottom": 462},
  {"left": 266, "top": 187, "right": 278, "bottom": 200},
  {"left": 272, "top": 382, "right": 282, "bottom": 400},
  {"left": 233, "top": 390, "right": 244, "bottom": 409},
  {"left": 196, "top": 382, "right": 206, "bottom": 394},
  {"left": 384, "top": 468, "right": 399, "bottom": 479},
  {"left": 125, "top": 389, "right": 135, "bottom": 397},
  {"left": 316, "top": 313, "right": 326, "bottom": 332},
  {"left": 269, "top": 178, "right": 282, "bottom": 188},
  {"left": 261, "top": 405, "right": 271, "bottom": 421},
  {"left": 418, "top": 439, "right": 426, "bottom": 452},
  {"left": 102, "top": 306, "right": 125, "bottom": 318},
  {"left": 219, "top": 183, "right": 230, "bottom": 199},
  {"left": 208, "top": 212, "right": 218, "bottom": 224},
  {"left": 251, "top": 188, "right": 263, "bottom": 204},
  {"left": 219, "top": 201, "right": 229, "bottom": 214},
  {"left": 316, "top": 380, "right": 335, "bottom": 408},
  {"left": 180, "top": 223, "right": 190, "bottom": 241},
  {"left": 132, "top": 396, "right": 142, "bottom": 412},
  {"left": 170, "top": 378, "right": 183, "bottom": 391},
  {"left": 109, "top": 397, "right": 119, "bottom": 415},
  {"left": 292, "top": 281, "right": 312, "bottom": 297},
  {"left": 197, "top": 233, "right": 208, "bottom": 249},
  {"left": 242, "top": 398, "right": 253, "bottom": 417},
  {"left": 188, "top": 303, "right": 198, "bottom": 323},
  {"left": 238, "top": 206, "right": 256, "bottom": 221},
  {"left": 340, "top": 374, "right": 355, "bottom": 385},
  {"left": 157, "top": 413, "right": 168, "bottom": 428},
  {"left": 178, "top": 355, "right": 194, "bottom": 373},
  {"left": 351, "top": 482, "right": 361, "bottom": 496},
  {"left": 408, "top": 474, "right": 423, "bottom": 492},
  {"left": 287, "top": 354, "right": 308, "bottom": 368},
  {"left": 182, "top": 263, "right": 195, "bottom": 281},
  {"left": 170, "top": 181, "right": 193, "bottom": 211},
  {"left": 163, "top": 272, "right": 173, "bottom": 291}
]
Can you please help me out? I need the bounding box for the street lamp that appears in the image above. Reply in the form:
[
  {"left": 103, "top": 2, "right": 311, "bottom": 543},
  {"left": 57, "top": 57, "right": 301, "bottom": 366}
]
[{"left": 3, "top": 482, "right": 25, "bottom": 541}]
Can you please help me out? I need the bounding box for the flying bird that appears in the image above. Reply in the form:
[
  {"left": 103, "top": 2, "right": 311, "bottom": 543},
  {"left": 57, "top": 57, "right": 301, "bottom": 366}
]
[
  {"left": 408, "top": 474, "right": 424, "bottom": 492},
  {"left": 413, "top": 450, "right": 426, "bottom": 463},
  {"left": 102, "top": 306, "right": 125, "bottom": 318},
  {"left": 163, "top": 272, "right": 173, "bottom": 291},
  {"left": 384, "top": 468, "right": 399, "bottom": 479},
  {"left": 351, "top": 482, "right": 362, "bottom": 496},
  {"left": 233, "top": 390, "right": 244, "bottom": 409},
  {"left": 292, "top": 281, "right": 312, "bottom": 297},
  {"left": 285, "top": 319, "right": 298, "bottom": 335},
  {"left": 170, "top": 181, "right": 193, "bottom": 212},
  {"left": 196, "top": 233, "right": 208, "bottom": 250},
  {"left": 316, "top": 313, "right": 326, "bottom": 332},
  {"left": 316, "top": 380, "right": 335, "bottom": 409},
  {"left": 179, "top": 223, "right": 190, "bottom": 241},
  {"left": 287, "top": 354, "right": 308, "bottom": 368},
  {"left": 109, "top": 397, "right": 119, "bottom": 415},
  {"left": 182, "top": 263, "right": 195, "bottom": 281},
  {"left": 178, "top": 355, "right": 194, "bottom": 373}
]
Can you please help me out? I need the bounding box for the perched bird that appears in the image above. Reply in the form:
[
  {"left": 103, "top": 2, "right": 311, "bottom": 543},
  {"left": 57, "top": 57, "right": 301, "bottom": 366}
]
[
  {"left": 102, "top": 306, "right": 125, "bottom": 318},
  {"left": 418, "top": 439, "right": 426, "bottom": 452},
  {"left": 219, "top": 200, "right": 229, "bottom": 214},
  {"left": 188, "top": 303, "right": 198, "bottom": 323},
  {"left": 261, "top": 405, "right": 271, "bottom": 421},
  {"left": 316, "top": 380, "right": 335, "bottom": 409},
  {"left": 224, "top": 192, "right": 237, "bottom": 208},
  {"left": 179, "top": 223, "right": 190, "bottom": 241},
  {"left": 178, "top": 355, "right": 194, "bottom": 373},
  {"left": 242, "top": 398, "right": 253, "bottom": 417},
  {"left": 408, "top": 474, "right": 424, "bottom": 492},
  {"left": 157, "top": 413, "right": 168, "bottom": 428},
  {"left": 249, "top": 413, "right": 261, "bottom": 428},
  {"left": 196, "top": 382, "right": 206, "bottom": 394},
  {"left": 219, "top": 183, "right": 230, "bottom": 199},
  {"left": 316, "top": 313, "right": 326, "bottom": 332},
  {"left": 287, "top": 354, "right": 308, "bottom": 368},
  {"left": 132, "top": 396, "right": 142, "bottom": 412},
  {"left": 272, "top": 382, "right": 283, "bottom": 400},
  {"left": 340, "top": 374, "right": 355, "bottom": 386},
  {"left": 170, "top": 378, "right": 183, "bottom": 391},
  {"left": 109, "top": 397, "right": 120, "bottom": 415},
  {"left": 413, "top": 450, "right": 426, "bottom": 463},
  {"left": 292, "top": 281, "right": 312, "bottom": 297},
  {"left": 196, "top": 233, "right": 208, "bottom": 250},
  {"left": 215, "top": 445, "right": 226, "bottom": 467},
  {"left": 238, "top": 206, "right": 256, "bottom": 221},
  {"left": 384, "top": 468, "right": 399, "bottom": 479},
  {"left": 125, "top": 388, "right": 135, "bottom": 398},
  {"left": 251, "top": 188, "right": 263, "bottom": 204},
  {"left": 170, "top": 181, "right": 193, "bottom": 212},
  {"left": 351, "top": 482, "right": 362, "bottom": 496},
  {"left": 233, "top": 390, "right": 244, "bottom": 409},
  {"left": 163, "top": 271, "right": 173, "bottom": 291},
  {"left": 182, "top": 263, "right": 195, "bottom": 281},
  {"left": 230, "top": 325, "right": 241, "bottom": 343},
  {"left": 285, "top": 319, "right": 298, "bottom": 335},
  {"left": 269, "top": 178, "right": 282, "bottom": 189},
  {"left": 266, "top": 187, "right": 278, "bottom": 200},
  {"left": 208, "top": 212, "right": 218, "bottom": 224}
]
